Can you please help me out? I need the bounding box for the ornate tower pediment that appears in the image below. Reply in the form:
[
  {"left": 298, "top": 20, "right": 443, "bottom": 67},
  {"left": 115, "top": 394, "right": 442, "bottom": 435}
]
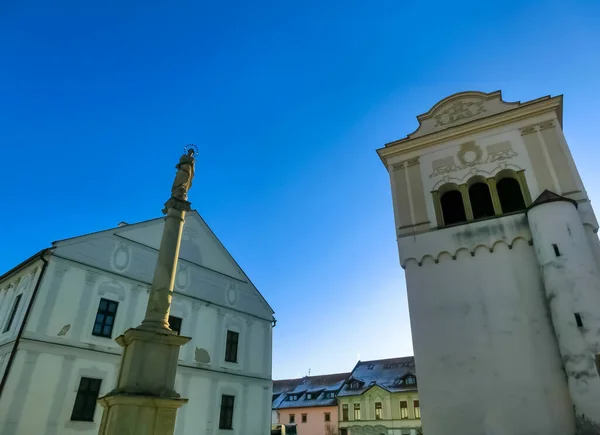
[{"left": 407, "top": 91, "right": 521, "bottom": 139}]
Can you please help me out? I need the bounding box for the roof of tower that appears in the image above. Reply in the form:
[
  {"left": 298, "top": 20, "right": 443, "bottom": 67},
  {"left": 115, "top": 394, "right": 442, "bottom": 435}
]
[
  {"left": 378, "top": 90, "right": 563, "bottom": 163},
  {"left": 528, "top": 189, "right": 578, "bottom": 210}
]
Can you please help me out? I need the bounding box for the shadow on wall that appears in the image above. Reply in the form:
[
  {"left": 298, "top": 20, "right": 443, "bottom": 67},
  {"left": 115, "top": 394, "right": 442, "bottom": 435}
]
[{"left": 577, "top": 415, "right": 600, "bottom": 435}]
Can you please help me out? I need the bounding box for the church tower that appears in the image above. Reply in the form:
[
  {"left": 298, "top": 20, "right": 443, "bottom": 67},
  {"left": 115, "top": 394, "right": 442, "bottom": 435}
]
[{"left": 377, "top": 91, "right": 600, "bottom": 435}]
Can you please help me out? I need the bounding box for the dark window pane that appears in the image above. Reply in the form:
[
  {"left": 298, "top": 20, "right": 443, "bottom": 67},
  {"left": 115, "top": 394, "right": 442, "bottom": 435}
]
[
  {"left": 71, "top": 377, "right": 102, "bottom": 421},
  {"left": 225, "top": 330, "right": 239, "bottom": 363},
  {"left": 497, "top": 177, "right": 526, "bottom": 213},
  {"left": 440, "top": 190, "right": 467, "bottom": 225},
  {"left": 92, "top": 299, "right": 118, "bottom": 338},
  {"left": 168, "top": 316, "right": 182, "bottom": 335},
  {"left": 3, "top": 294, "right": 22, "bottom": 333},
  {"left": 469, "top": 182, "right": 495, "bottom": 219},
  {"left": 219, "top": 395, "right": 235, "bottom": 429}
]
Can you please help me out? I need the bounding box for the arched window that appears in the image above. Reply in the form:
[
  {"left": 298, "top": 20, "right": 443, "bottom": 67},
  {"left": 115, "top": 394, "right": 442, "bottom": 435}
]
[
  {"left": 440, "top": 190, "right": 467, "bottom": 225},
  {"left": 497, "top": 177, "right": 526, "bottom": 213},
  {"left": 469, "top": 182, "right": 495, "bottom": 219}
]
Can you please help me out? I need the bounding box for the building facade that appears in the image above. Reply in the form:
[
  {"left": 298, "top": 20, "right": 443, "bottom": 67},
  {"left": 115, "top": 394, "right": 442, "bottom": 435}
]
[
  {"left": 377, "top": 91, "right": 600, "bottom": 434},
  {"left": 272, "top": 373, "right": 349, "bottom": 435},
  {"left": 0, "top": 211, "right": 274, "bottom": 435},
  {"left": 337, "top": 358, "right": 421, "bottom": 435}
]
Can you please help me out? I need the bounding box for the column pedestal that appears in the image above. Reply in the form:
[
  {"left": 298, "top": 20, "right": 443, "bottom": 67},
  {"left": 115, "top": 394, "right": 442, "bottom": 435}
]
[{"left": 98, "top": 328, "right": 191, "bottom": 435}]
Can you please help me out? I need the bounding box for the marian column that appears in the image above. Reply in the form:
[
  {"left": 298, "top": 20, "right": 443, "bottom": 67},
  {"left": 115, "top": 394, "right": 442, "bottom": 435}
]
[{"left": 97, "top": 146, "right": 197, "bottom": 435}]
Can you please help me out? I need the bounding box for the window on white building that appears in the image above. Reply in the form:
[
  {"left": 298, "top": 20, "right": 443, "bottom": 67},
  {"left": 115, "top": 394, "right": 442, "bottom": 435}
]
[
  {"left": 225, "top": 330, "right": 239, "bottom": 363},
  {"left": 219, "top": 395, "right": 235, "bottom": 430},
  {"left": 168, "top": 315, "right": 182, "bottom": 335},
  {"left": 92, "top": 298, "right": 118, "bottom": 338},
  {"left": 353, "top": 403, "right": 361, "bottom": 420},
  {"left": 3, "top": 294, "right": 22, "bottom": 333},
  {"left": 400, "top": 401, "right": 408, "bottom": 419},
  {"left": 414, "top": 400, "right": 421, "bottom": 419},
  {"left": 342, "top": 404, "right": 348, "bottom": 421},
  {"left": 375, "top": 402, "right": 382, "bottom": 419},
  {"left": 71, "top": 377, "right": 102, "bottom": 421}
]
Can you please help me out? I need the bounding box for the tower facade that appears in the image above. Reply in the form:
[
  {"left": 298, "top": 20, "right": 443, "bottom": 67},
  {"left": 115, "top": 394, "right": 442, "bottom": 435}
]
[{"left": 377, "top": 91, "right": 600, "bottom": 435}]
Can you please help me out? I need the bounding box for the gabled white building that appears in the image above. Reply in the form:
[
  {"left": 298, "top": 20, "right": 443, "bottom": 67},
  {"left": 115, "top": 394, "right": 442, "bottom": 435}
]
[{"left": 0, "top": 211, "right": 274, "bottom": 435}]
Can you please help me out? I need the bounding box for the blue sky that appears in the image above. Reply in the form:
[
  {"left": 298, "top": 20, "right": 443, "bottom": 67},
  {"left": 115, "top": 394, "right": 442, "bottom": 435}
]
[{"left": 1, "top": 1, "right": 600, "bottom": 379}]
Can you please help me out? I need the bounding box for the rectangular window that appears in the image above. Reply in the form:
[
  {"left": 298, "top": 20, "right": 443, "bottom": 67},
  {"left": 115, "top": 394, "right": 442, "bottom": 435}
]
[
  {"left": 324, "top": 412, "right": 331, "bottom": 422},
  {"left": 375, "top": 402, "right": 382, "bottom": 420},
  {"left": 225, "top": 330, "right": 239, "bottom": 363},
  {"left": 70, "top": 377, "right": 102, "bottom": 421},
  {"left": 92, "top": 298, "right": 118, "bottom": 338},
  {"left": 353, "top": 403, "right": 361, "bottom": 420},
  {"left": 168, "top": 315, "right": 182, "bottom": 335},
  {"left": 301, "top": 413, "right": 307, "bottom": 423},
  {"left": 3, "top": 294, "right": 22, "bottom": 333},
  {"left": 219, "top": 395, "right": 235, "bottom": 430},
  {"left": 342, "top": 404, "right": 348, "bottom": 421},
  {"left": 414, "top": 400, "right": 421, "bottom": 419},
  {"left": 400, "top": 400, "right": 408, "bottom": 419},
  {"left": 289, "top": 414, "right": 295, "bottom": 424}
]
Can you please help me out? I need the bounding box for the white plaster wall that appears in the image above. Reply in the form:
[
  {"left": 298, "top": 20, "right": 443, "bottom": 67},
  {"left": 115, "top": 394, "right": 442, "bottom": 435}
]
[
  {"left": 404, "top": 238, "right": 574, "bottom": 435},
  {"left": 529, "top": 200, "right": 600, "bottom": 423},
  {"left": 0, "top": 255, "right": 273, "bottom": 435},
  {"left": 0, "top": 346, "right": 270, "bottom": 435}
]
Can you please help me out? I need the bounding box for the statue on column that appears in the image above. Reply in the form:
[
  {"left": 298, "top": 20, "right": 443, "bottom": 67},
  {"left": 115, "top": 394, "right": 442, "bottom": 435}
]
[{"left": 171, "top": 148, "right": 196, "bottom": 201}]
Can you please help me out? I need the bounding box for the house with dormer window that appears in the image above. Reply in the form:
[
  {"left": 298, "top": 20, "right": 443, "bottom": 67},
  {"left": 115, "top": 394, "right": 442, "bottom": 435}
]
[
  {"left": 272, "top": 372, "right": 350, "bottom": 434},
  {"left": 337, "top": 357, "right": 421, "bottom": 435}
]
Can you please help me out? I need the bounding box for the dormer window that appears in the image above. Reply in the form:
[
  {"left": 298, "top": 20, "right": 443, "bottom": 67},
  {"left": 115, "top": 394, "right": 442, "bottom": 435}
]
[
  {"left": 394, "top": 374, "right": 417, "bottom": 386},
  {"left": 324, "top": 391, "right": 335, "bottom": 399},
  {"left": 287, "top": 394, "right": 299, "bottom": 401},
  {"left": 306, "top": 392, "right": 317, "bottom": 400},
  {"left": 350, "top": 381, "right": 360, "bottom": 389}
]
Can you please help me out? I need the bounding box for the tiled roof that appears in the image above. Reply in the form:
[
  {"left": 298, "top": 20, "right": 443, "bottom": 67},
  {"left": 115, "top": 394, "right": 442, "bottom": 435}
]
[
  {"left": 272, "top": 372, "right": 351, "bottom": 409},
  {"left": 337, "top": 356, "right": 417, "bottom": 397}
]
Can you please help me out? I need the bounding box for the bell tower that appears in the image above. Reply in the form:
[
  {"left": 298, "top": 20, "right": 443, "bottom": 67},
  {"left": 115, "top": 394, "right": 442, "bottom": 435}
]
[{"left": 377, "top": 91, "right": 600, "bottom": 435}]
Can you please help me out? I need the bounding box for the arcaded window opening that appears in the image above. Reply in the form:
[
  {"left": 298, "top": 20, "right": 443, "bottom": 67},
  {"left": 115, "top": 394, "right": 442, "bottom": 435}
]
[
  {"left": 440, "top": 190, "right": 467, "bottom": 225},
  {"left": 469, "top": 182, "right": 495, "bottom": 219},
  {"left": 497, "top": 177, "right": 526, "bottom": 213}
]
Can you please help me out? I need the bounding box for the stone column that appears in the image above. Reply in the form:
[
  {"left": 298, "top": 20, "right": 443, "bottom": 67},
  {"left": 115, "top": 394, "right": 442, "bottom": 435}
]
[{"left": 97, "top": 148, "right": 197, "bottom": 435}]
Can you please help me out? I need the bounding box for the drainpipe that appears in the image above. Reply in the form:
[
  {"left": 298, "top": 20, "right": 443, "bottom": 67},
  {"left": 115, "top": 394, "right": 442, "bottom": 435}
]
[{"left": 0, "top": 250, "right": 50, "bottom": 397}]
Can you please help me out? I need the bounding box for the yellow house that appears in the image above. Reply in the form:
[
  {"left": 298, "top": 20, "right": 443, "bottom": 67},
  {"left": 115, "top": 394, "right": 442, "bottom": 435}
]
[{"left": 337, "top": 357, "right": 421, "bottom": 435}]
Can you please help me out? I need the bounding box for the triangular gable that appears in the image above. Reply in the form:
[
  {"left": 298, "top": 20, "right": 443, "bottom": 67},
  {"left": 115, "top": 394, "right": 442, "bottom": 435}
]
[
  {"left": 116, "top": 211, "right": 246, "bottom": 281},
  {"left": 53, "top": 211, "right": 274, "bottom": 316}
]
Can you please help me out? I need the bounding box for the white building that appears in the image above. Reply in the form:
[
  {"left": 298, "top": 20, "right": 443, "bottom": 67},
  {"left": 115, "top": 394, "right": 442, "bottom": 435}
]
[
  {"left": 0, "top": 211, "right": 274, "bottom": 435},
  {"left": 377, "top": 91, "right": 600, "bottom": 435}
]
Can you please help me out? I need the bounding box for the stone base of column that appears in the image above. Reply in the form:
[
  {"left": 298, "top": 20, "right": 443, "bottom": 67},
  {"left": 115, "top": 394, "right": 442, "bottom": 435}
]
[
  {"left": 97, "top": 327, "right": 191, "bottom": 435},
  {"left": 97, "top": 394, "right": 187, "bottom": 435}
]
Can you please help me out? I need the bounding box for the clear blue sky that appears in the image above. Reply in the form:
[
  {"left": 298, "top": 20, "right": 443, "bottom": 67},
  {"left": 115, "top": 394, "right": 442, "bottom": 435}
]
[{"left": 1, "top": 1, "right": 600, "bottom": 380}]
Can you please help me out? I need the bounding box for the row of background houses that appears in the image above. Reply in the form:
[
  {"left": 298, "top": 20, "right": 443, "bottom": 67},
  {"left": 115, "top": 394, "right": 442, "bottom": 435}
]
[{"left": 272, "top": 357, "right": 422, "bottom": 435}]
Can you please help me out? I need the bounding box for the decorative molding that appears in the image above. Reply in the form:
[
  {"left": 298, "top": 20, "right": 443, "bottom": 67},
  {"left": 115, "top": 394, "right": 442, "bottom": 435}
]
[
  {"left": 392, "top": 157, "right": 419, "bottom": 171},
  {"left": 538, "top": 120, "right": 555, "bottom": 130},
  {"left": 85, "top": 270, "right": 98, "bottom": 285},
  {"left": 520, "top": 124, "right": 537, "bottom": 135},
  {"left": 434, "top": 100, "right": 486, "bottom": 127},
  {"left": 430, "top": 141, "right": 518, "bottom": 178}
]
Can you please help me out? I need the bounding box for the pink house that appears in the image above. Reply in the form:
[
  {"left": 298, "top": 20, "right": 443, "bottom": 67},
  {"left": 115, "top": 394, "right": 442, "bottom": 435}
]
[{"left": 273, "top": 373, "right": 350, "bottom": 435}]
